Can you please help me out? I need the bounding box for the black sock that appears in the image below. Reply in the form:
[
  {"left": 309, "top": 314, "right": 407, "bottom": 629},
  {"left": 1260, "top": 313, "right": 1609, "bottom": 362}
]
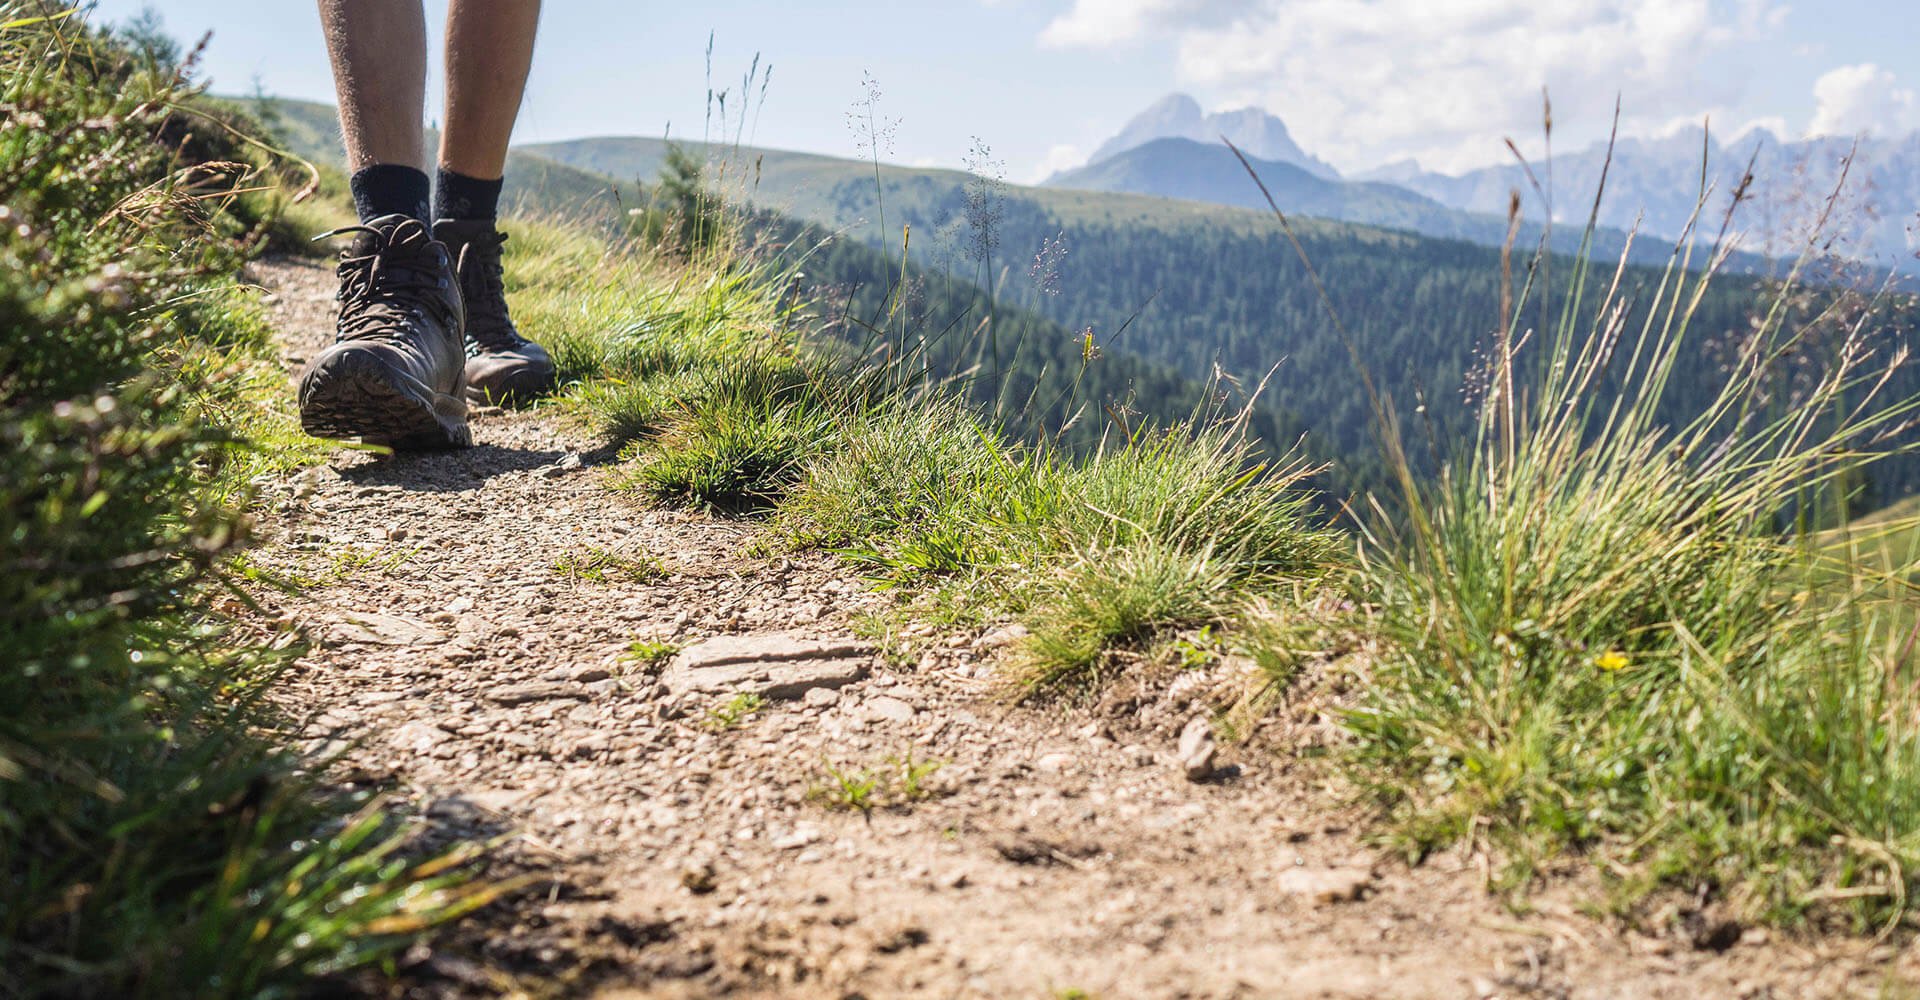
[
  {"left": 433, "top": 168, "right": 504, "bottom": 222},
  {"left": 347, "top": 164, "right": 430, "bottom": 223}
]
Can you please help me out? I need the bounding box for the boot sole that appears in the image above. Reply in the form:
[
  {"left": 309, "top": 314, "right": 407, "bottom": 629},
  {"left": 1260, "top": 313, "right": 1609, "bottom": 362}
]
[{"left": 301, "top": 350, "right": 472, "bottom": 450}]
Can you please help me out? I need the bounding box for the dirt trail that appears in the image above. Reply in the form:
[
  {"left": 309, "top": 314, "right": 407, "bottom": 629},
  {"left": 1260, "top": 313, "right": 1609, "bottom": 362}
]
[{"left": 240, "top": 255, "right": 1901, "bottom": 999}]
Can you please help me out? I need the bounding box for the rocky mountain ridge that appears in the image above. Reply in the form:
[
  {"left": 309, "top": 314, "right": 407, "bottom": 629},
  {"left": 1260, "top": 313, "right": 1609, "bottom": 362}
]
[{"left": 1064, "top": 94, "right": 1920, "bottom": 273}]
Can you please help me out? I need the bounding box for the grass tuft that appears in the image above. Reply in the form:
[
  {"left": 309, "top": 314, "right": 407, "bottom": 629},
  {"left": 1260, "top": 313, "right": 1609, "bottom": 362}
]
[
  {"left": 1338, "top": 159, "right": 1920, "bottom": 926},
  {"left": 629, "top": 358, "right": 839, "bottom": 513},
  {"left": 552, "top": 545, "right": 665, "bottom": 584},
  {"left": 789, "top": 414, "right": 1341, "bottom": 698},
  {"left": 1015, "top": 542, "right": 1228, "bottom": 694}
]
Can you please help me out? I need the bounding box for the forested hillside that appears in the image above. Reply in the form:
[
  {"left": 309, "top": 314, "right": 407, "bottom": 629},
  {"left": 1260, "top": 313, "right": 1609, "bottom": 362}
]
[
  {"left": 249, "top": 96, "right": 1920, "bottom": 508},
  {"left": 641, "top": 139, "right": 1920, "bottom": 506}
]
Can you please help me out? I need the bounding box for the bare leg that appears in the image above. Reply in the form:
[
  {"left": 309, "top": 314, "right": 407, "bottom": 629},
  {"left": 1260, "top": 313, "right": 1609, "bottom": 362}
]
[
  {"left": 433, "top": 0, "right": 554, "bottom": 405},
  {"left": 303, "top": 2, "right": 465, "bottom": 449},
  {"left": 439, "top": 0, "right": 541, "bottom": 180},
  {"left": 316, "top": 0, "right": 426, "bottom": 171}
]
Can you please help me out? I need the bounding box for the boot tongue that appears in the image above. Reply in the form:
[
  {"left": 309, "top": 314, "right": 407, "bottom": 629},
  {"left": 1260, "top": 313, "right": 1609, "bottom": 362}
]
[
  {"left": 432, "top": 220, "right": 506, "bottom": 267},
  {"left": 384, "top": 217, "right": 433, "bottom": 252},
  {"left": 432, "top": 219, "right": 490, "bottom": 242},
  {"left": 343, "top": 215, "right": 433, "bottom": 258}
]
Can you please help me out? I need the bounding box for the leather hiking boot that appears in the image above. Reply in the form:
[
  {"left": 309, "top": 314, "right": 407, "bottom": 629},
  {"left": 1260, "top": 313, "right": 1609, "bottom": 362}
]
[
  {"left": 298, "top": 215, "right": 472, "bottom": 449},
  {"left": 433, "top": 219, "right": 557, "bottom": 405}
]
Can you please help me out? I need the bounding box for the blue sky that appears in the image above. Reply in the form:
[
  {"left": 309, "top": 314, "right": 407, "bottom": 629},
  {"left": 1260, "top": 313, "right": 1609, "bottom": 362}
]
[{"left": 95, "top": 1, "right": 1920, "bottom": 179}]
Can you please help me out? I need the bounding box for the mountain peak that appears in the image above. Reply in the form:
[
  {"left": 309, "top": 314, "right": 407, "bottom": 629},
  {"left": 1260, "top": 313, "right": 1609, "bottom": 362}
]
[
  {"left": 1141, "top": 93, "right": 1205, "bottom": 122},
  {"left": 1355, "top": 157, "right": 1426, "bottom": 184},
  {"left": 1085, "top": 94, "right": 1340, "bottom": 180}
]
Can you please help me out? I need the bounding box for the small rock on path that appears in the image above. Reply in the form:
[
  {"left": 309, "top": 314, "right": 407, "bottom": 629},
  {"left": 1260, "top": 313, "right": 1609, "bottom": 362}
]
[{"left": 660, "top": 633, "right": 874, "bottom": 698}]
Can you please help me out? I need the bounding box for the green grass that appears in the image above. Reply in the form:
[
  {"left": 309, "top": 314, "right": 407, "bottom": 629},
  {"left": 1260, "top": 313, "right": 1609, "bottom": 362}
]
[
  {"left": 326, "top": 542, "right": 420, "bottom": 582},
  {"left": 0, "top": 9, "right": 498, "bottom": 995},
  {"left": 702, "top": 692, "right": 766, "bottom": 731},
  {"left": 808, "top": 751, "right": 948, "bottom": 813},
  {"left": 887, "top": 750, "right": 946, "bottom": 802},
  {"left": 1017, "top": 542, "right": 1229, "bottom": 691},
  {"left": 502, "top": 217, "right": 790, "bottom": 389},
  {"left": 811, "top": 760, "right": 882, "bottom": 814},
  {"left": 622, "top": 638, "right": 679, "bottom": 669},
  {"left": 551, "top": 545, "right": 666, "bottom": 584},
  {"left": 626, "top": 356, "right": 840, "bottom": 513},
  {"left": 497, "top": 213, "right": 831, "bottom": 518},
  {"left": 779, "top": 405, "right": 1341, "bottom": 698}
]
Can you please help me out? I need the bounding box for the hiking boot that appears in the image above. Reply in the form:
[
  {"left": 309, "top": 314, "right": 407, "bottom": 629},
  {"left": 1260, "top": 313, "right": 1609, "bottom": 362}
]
[
  {"left": 432, "top": 219, "right": 557, "bottom": 405},
  {"left": 298, "top": 215, "right": 471, "bottom": 449}
]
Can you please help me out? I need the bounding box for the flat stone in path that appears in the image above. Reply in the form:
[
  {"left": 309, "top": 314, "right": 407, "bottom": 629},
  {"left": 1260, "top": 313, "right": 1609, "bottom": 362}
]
[
  {"left": 487, "top": 681, "right": 589, "bottom": 706},
  {"left": 1276, "top": 866, "right": 1375, "bottom": 905},
  {"left": 662, "top": 633, "right": 874, "bottom": 699},
  {"left": 331, "top": 610, "right": 443, "bottom": 647}
]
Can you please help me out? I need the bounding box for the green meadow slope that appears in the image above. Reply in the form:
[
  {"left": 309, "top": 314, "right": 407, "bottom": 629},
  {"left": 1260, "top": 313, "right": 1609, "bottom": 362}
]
[{"left": 526, "top": 131, "right": 1920, "bottom": 507}]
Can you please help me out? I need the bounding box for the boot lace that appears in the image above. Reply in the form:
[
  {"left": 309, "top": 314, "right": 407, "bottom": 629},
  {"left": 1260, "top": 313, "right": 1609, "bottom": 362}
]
[
  {"left": 321, "top": 223, "right": 457, "bottom": 346},
  {"left": 454, "top": 230, "right": 525, "bottom": 355}
]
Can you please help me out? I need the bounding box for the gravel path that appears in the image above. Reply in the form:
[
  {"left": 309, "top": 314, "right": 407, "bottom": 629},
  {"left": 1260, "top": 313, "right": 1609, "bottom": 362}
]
[{"left": 239, "top": 255, "right": 1905, "bottom": 999}]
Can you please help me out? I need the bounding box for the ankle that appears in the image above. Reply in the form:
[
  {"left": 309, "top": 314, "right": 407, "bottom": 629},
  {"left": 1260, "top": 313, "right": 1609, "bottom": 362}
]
[
  {"left": 349, "top": 165, "right": 430, "bottom": 224},
  {"left": 432, "top": 167, "right": 504, "bottom": 223}
]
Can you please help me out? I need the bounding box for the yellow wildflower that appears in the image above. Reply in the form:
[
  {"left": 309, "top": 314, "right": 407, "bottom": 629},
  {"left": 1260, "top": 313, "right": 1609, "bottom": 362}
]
[{"left": 1594, "top": 650, "right": 1629, "bottom": 672}]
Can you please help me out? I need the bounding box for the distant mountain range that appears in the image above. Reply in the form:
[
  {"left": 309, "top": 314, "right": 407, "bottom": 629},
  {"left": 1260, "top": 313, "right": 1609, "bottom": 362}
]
[
  {"left": 1384, "top": 127, "right": 1920, "bottom": 274},
  {"left": 1044, "top": 137, "right": 1639, "bottom": 263},
  {"left": 1057, "top": 93, "right": 1920, "bottom": 276}
]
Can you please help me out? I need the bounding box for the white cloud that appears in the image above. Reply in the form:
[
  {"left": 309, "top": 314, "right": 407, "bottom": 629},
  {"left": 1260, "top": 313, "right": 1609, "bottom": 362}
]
[
  {"left": 1039, "top": 0, "right": 1239, "bottom": 47},
  {"left": 1807, "top": 63, "right": 1920, "bottom": 138},
  {"left": 1646, "top": 109, "right": 1785, "bottom": 145},
  {"left": 1027, "top": 142, "right": 1088, "bottom": 181},
  {"left": 1036, "top": 0, "right": 1788, "bottom": 173},
  {"left": 1728, "top": 115, "right": 1789, "bottom": 143}
]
